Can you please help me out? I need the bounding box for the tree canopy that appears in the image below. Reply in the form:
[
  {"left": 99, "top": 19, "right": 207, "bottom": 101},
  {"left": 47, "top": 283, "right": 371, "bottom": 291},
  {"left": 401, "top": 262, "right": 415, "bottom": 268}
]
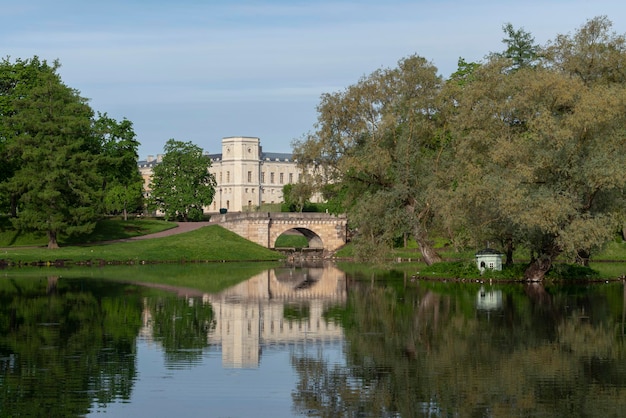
[
  {"left": 149, "top": 139, "right": 216, "bottom": 221},
  {"left": 0, "top": 57, "right": 142, "bottom": 248},
  {"left": 294, "top": 16, "right": 626, "bottom": 280},
  {"left": 1, "top": 57, "right": 103, "bottom": 248},
  {"left": 93, "top": 112, "right": 143, "bottom": 220}
]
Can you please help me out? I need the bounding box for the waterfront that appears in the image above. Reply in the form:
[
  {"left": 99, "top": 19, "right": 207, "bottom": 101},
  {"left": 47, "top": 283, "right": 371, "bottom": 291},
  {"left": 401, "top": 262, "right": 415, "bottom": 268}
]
[{"left": 0, "top": 264, "right": 625, "bottom": 417}]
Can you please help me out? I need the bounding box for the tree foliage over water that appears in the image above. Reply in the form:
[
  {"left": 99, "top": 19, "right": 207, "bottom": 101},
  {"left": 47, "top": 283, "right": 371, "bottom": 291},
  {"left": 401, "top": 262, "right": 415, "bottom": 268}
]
[{"left": 294, "top": 16, "right": 626, "bottom": 280}]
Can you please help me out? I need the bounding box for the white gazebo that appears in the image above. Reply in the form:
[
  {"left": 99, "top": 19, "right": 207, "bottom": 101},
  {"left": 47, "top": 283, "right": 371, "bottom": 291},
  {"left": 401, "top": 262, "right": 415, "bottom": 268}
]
[{"left": 475, "top": 248, "right": 503, "bottom": 273}]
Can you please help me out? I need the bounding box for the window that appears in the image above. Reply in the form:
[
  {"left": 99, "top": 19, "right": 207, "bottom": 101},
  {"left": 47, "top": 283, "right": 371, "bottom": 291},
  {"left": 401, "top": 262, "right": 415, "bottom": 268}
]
[
  {"left": 226, "top": 171, "right": 230, "bottom": 182},
  {"left": 289, "top": 173, "right": 293, "bottom": 183},
  {"left": 270, "top": 172, "right": 275, "bottom": 184},
  {"left": 261, "top": 172, "right": 265, "bottom": 182},
  {"left": 247, "top": 171, "right": 252, "bottom": 182},
  {"left": 279, "top": 173, "right": 284, "bottom": 184}
]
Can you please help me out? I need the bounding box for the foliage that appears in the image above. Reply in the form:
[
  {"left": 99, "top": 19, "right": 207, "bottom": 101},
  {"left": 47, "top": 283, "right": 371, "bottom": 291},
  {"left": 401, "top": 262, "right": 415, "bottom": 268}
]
[
  {"left": 149, "top": 139, "right": 216, "bottom": 221},
  {"left": 442, "top": 16, "right": 626, "bottom": 281},
  {"left": 546, "top": 263, "right": 601, "bottom": 280},
  {"left": 283, "top": 303, "right": 310, "bottom": 323},
  {"left": 0, "top": 57, "right": 141, "bottom": 248},
  {"left": 1, "top": 57, "right": 103, "bottom": 248},
  {"left": 93, "top": 113, "right": 144, "bottom": 219},
  {"left": 293, "top": 55, "right": 445, "bottom": 265},
  {"left": 0, "top": 277, "right": 143, "bottom": 415},
  {"left": 281, "top": 182, "right": 313, "bottom": 212},
  {"left": 148, "top": 296, "right": 215, "bottom": 364},
  {"left": 490, "top": 22, "right": 541, "bottom": 70}
]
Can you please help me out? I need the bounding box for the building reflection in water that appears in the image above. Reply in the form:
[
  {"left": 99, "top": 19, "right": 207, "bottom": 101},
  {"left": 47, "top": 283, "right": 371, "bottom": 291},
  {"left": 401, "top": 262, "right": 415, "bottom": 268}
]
[{"left": 205, "top": 264, "right": 347, "bottom": 368}]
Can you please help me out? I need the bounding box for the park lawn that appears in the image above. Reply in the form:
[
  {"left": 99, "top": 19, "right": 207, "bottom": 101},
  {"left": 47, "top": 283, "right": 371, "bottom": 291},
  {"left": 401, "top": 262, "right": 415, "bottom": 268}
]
[
  {"left": 274, "top": 234, "right": 309, "bottom": 248},
  {"left": 0, "top": 217, "right": 178, "bottom": 247},
  {"left": 0, "top": 225, "right": 284, "bottom": 265}
]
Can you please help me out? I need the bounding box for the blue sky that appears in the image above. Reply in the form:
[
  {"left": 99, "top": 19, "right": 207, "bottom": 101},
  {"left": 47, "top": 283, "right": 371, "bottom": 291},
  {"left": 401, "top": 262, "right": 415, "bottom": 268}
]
[{"left": 3, "top": 1, "right": 626, "bottom": 158}]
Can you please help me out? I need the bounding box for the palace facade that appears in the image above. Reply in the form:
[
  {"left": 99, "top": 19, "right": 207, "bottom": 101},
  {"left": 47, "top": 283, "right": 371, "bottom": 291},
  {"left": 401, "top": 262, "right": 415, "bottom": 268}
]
[{"left": 138, "top": 136, "right": 313, "bottom": 213}]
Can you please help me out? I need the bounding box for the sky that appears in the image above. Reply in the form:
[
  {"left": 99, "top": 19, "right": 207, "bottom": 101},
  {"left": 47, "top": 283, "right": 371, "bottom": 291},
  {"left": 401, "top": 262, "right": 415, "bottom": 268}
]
[{"left": 2, "top": 1, "right": 626, "bottom": 159}]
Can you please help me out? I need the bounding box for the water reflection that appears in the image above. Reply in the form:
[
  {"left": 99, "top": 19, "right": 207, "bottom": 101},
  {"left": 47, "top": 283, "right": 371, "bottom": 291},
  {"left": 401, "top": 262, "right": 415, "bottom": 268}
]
[
  {"left": 205, "top": 266, "right": 346, "bottom": 368},
  {"left": 0, "top": 266, "right": 625, "bottom": 417}
]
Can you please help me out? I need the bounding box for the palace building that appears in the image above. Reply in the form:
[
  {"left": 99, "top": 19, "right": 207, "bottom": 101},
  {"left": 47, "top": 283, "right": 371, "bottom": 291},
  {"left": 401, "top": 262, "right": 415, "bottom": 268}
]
[{"left": 138, "top": 136, "right": 314, "bottom": 213}]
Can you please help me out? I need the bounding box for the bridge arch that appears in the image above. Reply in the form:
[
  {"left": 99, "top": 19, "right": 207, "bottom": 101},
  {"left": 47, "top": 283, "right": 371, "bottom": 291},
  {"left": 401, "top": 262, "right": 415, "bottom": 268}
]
[
  {"left": 211, "top": 212, "right": 347, "bottom": 252},
  {"left": 271, "top": 226, "right": 324, "bottom": 249}
]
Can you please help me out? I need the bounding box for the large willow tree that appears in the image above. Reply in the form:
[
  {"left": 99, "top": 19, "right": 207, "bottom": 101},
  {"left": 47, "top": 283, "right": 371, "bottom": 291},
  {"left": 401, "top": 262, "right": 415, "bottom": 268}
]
[
  {"left": 445, "top": 16, "right": 626, "bottom": 281},
  {"left": 293, "top": 55, "right": 445, "bottom": 264}
]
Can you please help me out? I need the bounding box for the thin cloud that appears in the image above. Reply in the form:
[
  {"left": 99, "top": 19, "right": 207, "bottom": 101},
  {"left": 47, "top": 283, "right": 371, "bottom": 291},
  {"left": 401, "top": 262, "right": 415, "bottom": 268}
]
[{"left": 2, "top": 0, "right": 626, "bottom": 157}]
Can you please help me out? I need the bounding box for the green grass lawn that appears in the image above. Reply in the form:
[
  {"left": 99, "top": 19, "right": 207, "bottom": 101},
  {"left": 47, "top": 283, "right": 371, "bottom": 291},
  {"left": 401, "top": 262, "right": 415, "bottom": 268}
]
[
  {"left": 274, "top": 234, "right": 309, "bottom": 248},
  {"left": 0, "top": 217, "right": 177, "bottom": 247},
  {"left": 0, "top": 224, "right": 283, "bottom": 265}
]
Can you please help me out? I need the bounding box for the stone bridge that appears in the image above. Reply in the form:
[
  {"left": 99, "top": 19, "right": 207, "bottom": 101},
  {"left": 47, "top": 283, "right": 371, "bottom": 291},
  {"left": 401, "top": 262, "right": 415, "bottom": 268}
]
[{"left": 209, "top": 212, "right": 348, "bottom": 252}]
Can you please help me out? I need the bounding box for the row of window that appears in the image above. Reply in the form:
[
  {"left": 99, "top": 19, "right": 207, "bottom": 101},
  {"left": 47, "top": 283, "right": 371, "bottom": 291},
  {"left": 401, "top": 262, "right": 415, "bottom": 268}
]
[
  {"left": 219, "top": 171, "right": 298, "bottom": 184},
  {"left": 219, "top": 187, "right": 281, "bottom": 195},
  {"left": 212, "top": 200, "right": 277, "bottom": 210}
]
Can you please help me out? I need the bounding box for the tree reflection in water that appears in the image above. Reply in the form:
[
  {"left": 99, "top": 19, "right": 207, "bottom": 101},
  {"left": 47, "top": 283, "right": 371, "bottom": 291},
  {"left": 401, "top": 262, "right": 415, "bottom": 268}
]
[
  {"left": 291, "top": 273, "right": 626, "bottom": 417},
  {"left": 0, "top": 268, "right": 625, "bottom": 417}
]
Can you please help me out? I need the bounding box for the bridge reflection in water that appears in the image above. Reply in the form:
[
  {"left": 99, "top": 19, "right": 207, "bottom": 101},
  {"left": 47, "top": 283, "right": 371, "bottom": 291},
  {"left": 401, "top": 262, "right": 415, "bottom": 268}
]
[{"left": 205, "top": 264, "right": 347, "bottom": 368}]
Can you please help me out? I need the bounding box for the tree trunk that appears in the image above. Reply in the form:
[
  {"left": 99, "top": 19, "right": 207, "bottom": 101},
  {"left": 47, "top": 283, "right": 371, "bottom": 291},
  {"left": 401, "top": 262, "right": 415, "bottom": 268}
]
[
  {"left": 576, "top": 249, "right": 590, "bottom": 266},
  {"left": 524, "top": 256, "right": 552, "bottom": 282},
  {"left": 524, "top": 282, "right": 552, "bottom": 307},
  {"left": 10, "top": 194, "right": 17, "bottom": 218},
  {"left": 47, "top": 230, "right": 59, "bottom": 249},
  {"left": 47, "top": 276, "right": 59, "bottom": 294},
  {"left": 505, "top": 236, "right": 514, "bottom": 265},
  {"left": 414, "top": 230, "right": 442, "bottom": 265}
]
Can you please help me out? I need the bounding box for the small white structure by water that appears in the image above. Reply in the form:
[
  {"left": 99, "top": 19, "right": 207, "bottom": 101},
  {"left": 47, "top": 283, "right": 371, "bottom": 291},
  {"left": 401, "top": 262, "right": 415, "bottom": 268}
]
[{"left": 475, "top": 248, "right": 503, "bottom": 273}]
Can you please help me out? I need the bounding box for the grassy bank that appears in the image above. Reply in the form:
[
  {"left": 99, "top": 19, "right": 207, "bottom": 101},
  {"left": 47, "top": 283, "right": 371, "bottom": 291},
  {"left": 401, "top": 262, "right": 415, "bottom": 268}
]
[
  {"left": 0, "top": 217, "right": 178, "bottom": 247},
  {"left": 0, "top": 224, "right": 283, "bottom": 266},
  {"left": 335, "top": 239, "right": 626, "bottom": 281}
]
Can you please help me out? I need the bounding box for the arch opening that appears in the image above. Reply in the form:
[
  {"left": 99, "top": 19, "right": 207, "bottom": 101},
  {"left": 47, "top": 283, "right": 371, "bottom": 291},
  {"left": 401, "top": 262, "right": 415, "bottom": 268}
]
[{"left": 274, "top": 227, "right": 324, "bottom": 249}]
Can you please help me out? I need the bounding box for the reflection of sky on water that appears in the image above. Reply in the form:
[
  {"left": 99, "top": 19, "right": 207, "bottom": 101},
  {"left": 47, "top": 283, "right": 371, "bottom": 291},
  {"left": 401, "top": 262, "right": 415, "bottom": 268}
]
[{"left": 91, "top": 336, "right": 345, "bottom": 418}]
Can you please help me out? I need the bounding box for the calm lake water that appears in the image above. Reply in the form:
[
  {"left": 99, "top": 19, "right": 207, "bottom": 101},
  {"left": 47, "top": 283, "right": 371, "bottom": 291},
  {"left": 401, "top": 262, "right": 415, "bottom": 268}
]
[{"left": 0, "top": 263, "right": 625, "bottom": 417}]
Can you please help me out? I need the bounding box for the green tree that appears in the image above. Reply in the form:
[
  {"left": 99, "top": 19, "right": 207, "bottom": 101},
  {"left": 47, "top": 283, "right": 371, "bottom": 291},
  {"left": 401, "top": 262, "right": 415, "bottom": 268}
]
[
  {"left": 0, "top": 56, "right": 56, "bottom": 217},
  {"left": 282, "top": 181, "right": 313, "bottom": 212},
  {"left": 293, "top": 55, "right": 445, "bottom": 264},
  {"left": 494, "top": 22, "right": 541, "bottom": 70},
  {"left": 93, "top": 113, "right": 143, "bottom": 220},
  {"left": 149, "top": 139, "right": 216, "bottom": 221},
  {"left": 2, "top": 58, "right": 102, "bottom": 248},
  {"left": 445, "top": 19, "right": 626, "bottom": 280},
  {"left": 544, "top": 15, "right": 626, "bottom": 85}
]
